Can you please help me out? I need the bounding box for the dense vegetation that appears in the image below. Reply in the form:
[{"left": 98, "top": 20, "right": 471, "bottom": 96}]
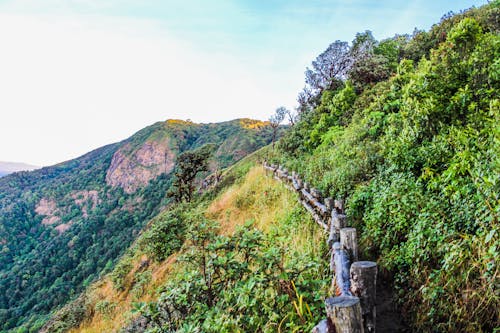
[
  {"left": 274, "top": 3, "right": 499, "bottom": 331},
  {"left": 0, "top": 119, "right": 278, "bottom": 332},
  {"left": 41, "top": 156, "right": 329, "bottom": 332}
]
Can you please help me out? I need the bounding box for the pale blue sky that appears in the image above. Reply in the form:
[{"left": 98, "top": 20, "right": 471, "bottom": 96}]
[{"left": 0, "top": 0, "right": 487, "bottom": 166}]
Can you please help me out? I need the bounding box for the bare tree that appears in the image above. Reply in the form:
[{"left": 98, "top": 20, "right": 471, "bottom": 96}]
[
  {"left": 305, "top": 40, "right": 352, "bottom": 93},
  {"left": 298, "top": 40, "right": 353, "bottom": 114},
  {"left": 269, "top": 107, "right": 287, "bottom": 149},
  {"left": 286, "top": 108, "right": 298, "bottom": 126}
]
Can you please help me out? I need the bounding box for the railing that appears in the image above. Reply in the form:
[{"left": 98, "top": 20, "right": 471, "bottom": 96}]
[{"left": 263, "top": 162, "right": 377, "bottom": 333}]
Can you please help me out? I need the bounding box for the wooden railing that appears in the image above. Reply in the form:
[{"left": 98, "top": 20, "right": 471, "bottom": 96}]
[{"left": 263, "top": 162, "right": 377, "bottom": 333}]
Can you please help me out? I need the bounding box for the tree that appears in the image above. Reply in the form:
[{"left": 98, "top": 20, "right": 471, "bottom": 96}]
[
  {"left": 298, "top": 40, "right": 353, "bottom": 114},
  {"left": 269, "top": 107, "right": 287, "bottom": 149},
  {"left": 348, "top": 31, "right": 392, "bottom": 92},
  {"left": 168, "top": 144, "right": 216, "bottom": 203},
  {"left": 286, "top": 108, "right": 298, "bottom": 126},
  {"left": 305, "top": 40, "right": 352, "bottom": 93}
]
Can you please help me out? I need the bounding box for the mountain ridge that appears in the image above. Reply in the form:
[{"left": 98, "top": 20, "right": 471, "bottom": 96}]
[{"left": 0, "top": 117, "right": 279, "bottom": 332}]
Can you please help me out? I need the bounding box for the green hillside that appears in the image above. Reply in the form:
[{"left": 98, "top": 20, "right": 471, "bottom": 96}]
[
  {"left": 0, "top": 118, "right": 277, "bottom": 332},
  {"left": 41, "top": 150, "right": 330, "bottom": 333}
]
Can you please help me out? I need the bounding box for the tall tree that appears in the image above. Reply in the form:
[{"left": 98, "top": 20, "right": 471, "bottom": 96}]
[
  {"left": 305, "top": 40, "right": 352, "bottom": 93},
  {"left": 348, "top": 31, "right": 393, "bottom": 92},
  {"left": 299, "top": 40, "right": 352, "bottom": 114}
]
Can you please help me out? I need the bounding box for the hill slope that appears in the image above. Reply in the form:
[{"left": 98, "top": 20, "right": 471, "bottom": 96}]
[
  {"left": 4, "top": 3, "right": 499, "bottom": 332},
  {"left": 42, "top": 152, "right": 329, "bottom": 333},
  {"left": 0, "top": 118, "right": 277, "bottom": 332}
]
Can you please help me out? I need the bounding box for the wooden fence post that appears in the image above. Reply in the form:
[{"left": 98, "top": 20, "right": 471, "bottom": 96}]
[
  {"left": 350, "top": 261, "right": 377, "bottom": 333},
  {"left": 311, "top": 188, "right": 322, "bottom": 201},
  {"left": 334, "top": 199, "right": 345, "bottom": 213},
  {"left": 328, "top": 210, "right": 346, "bottom": 246},
  {"left": 324, "top": 197, "right": 334, "bottom": 212},
  {"left": 325, "top": 296, "right": 364, "bottom": 333},
  {"left": 340, "top": 227, "right": 359, "bottom": 262}
]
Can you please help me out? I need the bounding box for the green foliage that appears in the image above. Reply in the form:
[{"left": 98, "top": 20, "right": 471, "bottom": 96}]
[
  {"left": 38, "top": 294, "right": 92, "bottom": 333},
  {"left": 138, "top": 208, "right": 187, "bottom": 262},
  {"left": 123, "top": 200, "right": 329, "bottom": 333},
  {"left": 110, "top": 257, "right": 134, "bottom": 291},
  {"left": 95, "top": 300, "right": 117, "bottom": 319},
  {"left": 278, "top": 5, "right": 500, "bottom": 331},
  {"left": 131, "top": 271, "right": 153, "bottom": 299}
]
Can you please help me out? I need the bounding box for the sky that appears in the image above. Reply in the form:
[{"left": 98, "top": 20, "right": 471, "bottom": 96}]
[{"left": 0, "top": 0, "right": 488, "bottom": 166}]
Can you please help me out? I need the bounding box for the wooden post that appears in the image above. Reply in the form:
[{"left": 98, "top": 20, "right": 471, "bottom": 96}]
[
  {"left": 312, "top": 318, "right": 334, "bottom": 333},
  {"left": 311, "top": 188, "right": 322, "bottom": 201},
  {"left": 350, "top": 261, "right": 377, "bottom": 333},
  {"left": 328, "top": 210, "right": 346, "bottom": 246},
  {"left": 340, "top": 227, "right": 358, "bottom": 262},
  {"left": 304, "top": 182, "right": 310, "bottom": 191},
  {"left": 324, "top": 197, "right": 334, "bottom": 212},
  {"left": 327, "top": 213, "right": 338, "bottom": 247},
  {"left": 334, "top": 199, "right": 345, "bottom": 213},
  {"left": 332, "top": 242, "right": 351, "bottom": 296},
  {"left": 325, "top": 296, "right": 364, "bottom": 333}
]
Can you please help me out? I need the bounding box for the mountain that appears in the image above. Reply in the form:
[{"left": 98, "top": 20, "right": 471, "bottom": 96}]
[
  {"left": 0, "top": 118, "right": 279, "bottom": 331},
  {"left": 3, "top": 2, "right": 499, "bottom": 332},
  {"left": 0, "top": 161, "right": 38, "bottom": 177},
  {"left": 37, "top": 3, "right": 499, "bottom": 333}
]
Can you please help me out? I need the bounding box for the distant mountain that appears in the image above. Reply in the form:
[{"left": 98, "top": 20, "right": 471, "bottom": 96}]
[
  {"left": 0, "top": 118, "right": 280, "bottom": 331},
  {"left": 0, "top": 161, "right": 38, "bottom": 177}
]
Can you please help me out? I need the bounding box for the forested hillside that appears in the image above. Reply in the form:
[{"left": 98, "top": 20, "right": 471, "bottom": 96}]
[
  {"left": 50, "top": 3, "right": 497, "bottom": 332},
  {"left": 0, "top": 118, "right": 277, "bottom": 332},
  {"left": 41, "top": 150, "right": 330, "bottom": 333}
]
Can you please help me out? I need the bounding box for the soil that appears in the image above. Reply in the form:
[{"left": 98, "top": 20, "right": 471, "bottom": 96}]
[{"left": 376, "top": 273, "right": 410, "bottom": 332}]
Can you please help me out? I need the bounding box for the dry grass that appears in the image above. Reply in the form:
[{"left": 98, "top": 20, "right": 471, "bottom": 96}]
[
  {"left": 71, "top": 165, "right": 309, "bottom": 332},
  {"left": 69, "top": 254, "right": 177, "bottom": 333},
  {"left": 206, "top": 166, "right": 295, "bottom": 234}
]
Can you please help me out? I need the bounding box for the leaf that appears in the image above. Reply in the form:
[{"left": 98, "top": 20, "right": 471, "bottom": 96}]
[{"left": 485, "top": 229, "right": 496, "bottom": 243}]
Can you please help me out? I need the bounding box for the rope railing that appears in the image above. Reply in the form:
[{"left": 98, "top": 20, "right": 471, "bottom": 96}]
[{"left": 263, "top": 162, "right": 377, "bottom": 333}]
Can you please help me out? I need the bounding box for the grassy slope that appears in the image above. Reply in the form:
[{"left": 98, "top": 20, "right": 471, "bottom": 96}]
[{"left": 50, "top": 151, "right": 328, "bottom": 332}]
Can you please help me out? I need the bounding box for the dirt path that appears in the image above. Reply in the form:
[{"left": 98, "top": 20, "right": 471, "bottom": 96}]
[{"left": 376, "top": 276, "right": 410, "bottom": 332}]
